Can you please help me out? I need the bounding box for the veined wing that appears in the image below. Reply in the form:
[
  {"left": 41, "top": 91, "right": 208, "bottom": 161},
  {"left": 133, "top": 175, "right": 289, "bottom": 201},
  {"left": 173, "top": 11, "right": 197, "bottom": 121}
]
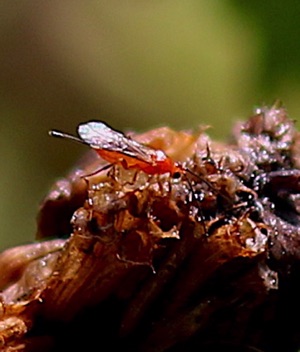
[{"left": 78, "top": 121, "right": 157, "bottom": 164}]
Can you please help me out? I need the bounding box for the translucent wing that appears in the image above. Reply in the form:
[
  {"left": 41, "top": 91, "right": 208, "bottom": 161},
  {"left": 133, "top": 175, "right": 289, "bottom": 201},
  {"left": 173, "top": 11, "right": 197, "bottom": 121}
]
[{"left": 77, "top": 121, "right": 155, "bottom": 163}]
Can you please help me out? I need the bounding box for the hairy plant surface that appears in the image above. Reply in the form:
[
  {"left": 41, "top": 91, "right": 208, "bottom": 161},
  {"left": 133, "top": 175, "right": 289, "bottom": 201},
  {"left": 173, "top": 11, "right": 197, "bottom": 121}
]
[{"left": 1, "top": 105, "right": 300, "bottom": 351}]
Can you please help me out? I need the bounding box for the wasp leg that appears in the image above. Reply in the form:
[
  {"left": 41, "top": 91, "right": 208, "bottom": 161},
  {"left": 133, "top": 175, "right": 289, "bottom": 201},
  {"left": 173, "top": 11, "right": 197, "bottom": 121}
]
[
  {"left": 81, "top": 163, "right": 113, "bottom": 179},
  {"left": 184, "top": 173, "right": 208, "bottom": 236}
]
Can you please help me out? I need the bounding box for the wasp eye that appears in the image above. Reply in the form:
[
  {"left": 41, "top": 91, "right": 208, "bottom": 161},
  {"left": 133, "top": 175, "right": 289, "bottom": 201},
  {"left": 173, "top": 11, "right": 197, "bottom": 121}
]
[{"left": 172, "top": 171, "right": 181, "bottom": 179}]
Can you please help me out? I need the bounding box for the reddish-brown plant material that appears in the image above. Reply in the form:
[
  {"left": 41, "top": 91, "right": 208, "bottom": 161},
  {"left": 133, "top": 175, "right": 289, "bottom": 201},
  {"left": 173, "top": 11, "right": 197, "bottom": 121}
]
[{"left": 1, "top": 104, "right": 300, "bottom": 351}]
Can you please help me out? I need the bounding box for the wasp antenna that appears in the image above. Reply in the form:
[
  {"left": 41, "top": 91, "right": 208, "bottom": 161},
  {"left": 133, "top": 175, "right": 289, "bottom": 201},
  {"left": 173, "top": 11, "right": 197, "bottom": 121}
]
[
  {"left": 184, "top": 168, "right": 213, "bottom": 189},
  {"left": 49, "top": 129, "right": 84, "bottom": 144}
]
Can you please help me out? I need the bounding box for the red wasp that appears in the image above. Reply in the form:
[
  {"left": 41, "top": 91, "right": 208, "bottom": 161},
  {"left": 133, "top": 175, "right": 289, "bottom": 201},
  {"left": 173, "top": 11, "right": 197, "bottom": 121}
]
[
  {"left": 50, "top": 121, "right": 219, "bottom": 236},
  {"left": 49, "top": 121, "right": 184, "bottom": 177}
]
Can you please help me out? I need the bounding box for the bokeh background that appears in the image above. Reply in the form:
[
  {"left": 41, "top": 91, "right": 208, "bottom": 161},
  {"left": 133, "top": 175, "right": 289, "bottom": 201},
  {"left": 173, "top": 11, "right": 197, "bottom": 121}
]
[{"left": 1, "top": 1, "right": 300, "bottom": 250}]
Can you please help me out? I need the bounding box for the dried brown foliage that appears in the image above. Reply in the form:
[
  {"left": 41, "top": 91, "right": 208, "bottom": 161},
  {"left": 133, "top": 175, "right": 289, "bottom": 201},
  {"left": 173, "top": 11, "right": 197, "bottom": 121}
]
[{"left": 1, "top": 104, "right": 300, "bottom": 351}]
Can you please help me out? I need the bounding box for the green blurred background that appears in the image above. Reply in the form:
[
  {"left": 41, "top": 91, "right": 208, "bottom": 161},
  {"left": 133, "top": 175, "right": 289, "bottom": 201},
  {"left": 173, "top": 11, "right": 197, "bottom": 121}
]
[{"left": 1, "top": 1, "right": 300, "bottom": 250}]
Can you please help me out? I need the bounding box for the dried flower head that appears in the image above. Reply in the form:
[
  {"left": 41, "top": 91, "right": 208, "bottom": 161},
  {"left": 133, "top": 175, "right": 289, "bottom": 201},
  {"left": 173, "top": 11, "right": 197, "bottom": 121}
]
[{"left": 1, "top": 104, "right": 300, "bottom": 351}]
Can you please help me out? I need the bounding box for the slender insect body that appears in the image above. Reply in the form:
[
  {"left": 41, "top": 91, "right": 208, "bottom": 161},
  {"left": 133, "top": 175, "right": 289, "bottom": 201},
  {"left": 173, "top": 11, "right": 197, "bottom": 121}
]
[
  {"left": 49, "top": 120, "right": 214, "bottom": 237},
  {"left": 50, "top": 121, "right": 183, "bottom": 177}
]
